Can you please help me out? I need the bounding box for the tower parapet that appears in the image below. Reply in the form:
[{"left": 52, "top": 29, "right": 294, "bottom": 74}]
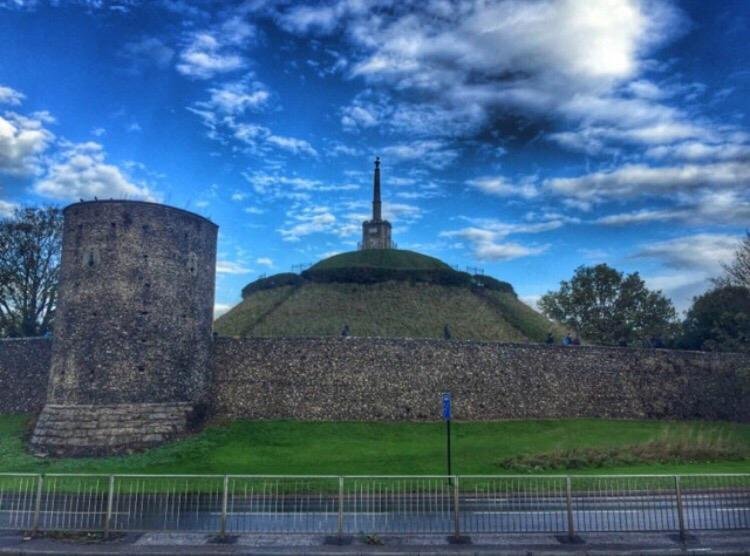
[
  {"left": 361, "top": 157, "right": 393, "bottom": 249},
  {"left": 30, "top": 200, "right": 218, "bottom": 456}
]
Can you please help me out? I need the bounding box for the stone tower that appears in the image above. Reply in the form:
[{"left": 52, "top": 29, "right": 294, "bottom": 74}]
[
  {"left": 31, "top": 200, "right": 218, "bottom": 456},
  {"left": 361, "top": 157, "right": 393, "bottom": 250}
]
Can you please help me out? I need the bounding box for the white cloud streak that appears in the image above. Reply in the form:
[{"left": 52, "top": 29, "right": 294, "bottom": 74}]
[
  {"left": 177, "top": 16, "right": 255, "bottom": 79},
  {"left": 0, "top": 85, "right": 24, "bottom": 106},
  {"left": 216, "top": 259, "right": 253, "bottom": 274},
  {"left": 34, "top": 142, "right": 157, "bottom": 201},
  {"left": 0, "top": 110, "right": 54, "bottom": 175}
]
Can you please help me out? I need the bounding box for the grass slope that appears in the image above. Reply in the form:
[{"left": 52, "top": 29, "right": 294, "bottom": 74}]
[
  {"left": 2, "top": 416, "right": 749, "bottom": 475},
  {"left": 216, "top": 286, "right": 298, "bottom": 337},
  {"left": 310, "top": 249, "right": 452, "bottom": 271},
  {"left": 215, "top": 282, "right": 559, "bottom": 340}
]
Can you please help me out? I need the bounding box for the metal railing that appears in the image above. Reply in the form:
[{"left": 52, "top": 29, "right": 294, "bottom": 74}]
[{"left": 0, "top": 473, "right": 747, "bottom": 538}]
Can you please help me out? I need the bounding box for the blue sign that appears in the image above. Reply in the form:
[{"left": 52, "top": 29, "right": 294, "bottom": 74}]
[{"left": 442, "top": 392, "right": 452, "bottom": 421}]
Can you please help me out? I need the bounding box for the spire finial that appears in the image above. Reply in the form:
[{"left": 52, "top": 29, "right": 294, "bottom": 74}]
[{"left": 372, "top": 156, "right": 382, "bottom": 221}]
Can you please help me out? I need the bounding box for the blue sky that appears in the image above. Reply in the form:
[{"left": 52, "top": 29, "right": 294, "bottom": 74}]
[{"left": 0, "top": 0, "right": 748, "bottom": 315}]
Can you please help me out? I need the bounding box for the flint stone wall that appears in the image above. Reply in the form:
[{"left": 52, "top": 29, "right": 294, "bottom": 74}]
[
  {"left": 211, "top": 337, "right": 750, "bottom": 422},
  {"left": 0, "top": 338, "right": 51, "bottom": 413},
  {"left": 47, "top": 201, "right": 217, "bottom": 405},
  {"left": 2, "top": 336, "right": 749, "bottom": 425}
]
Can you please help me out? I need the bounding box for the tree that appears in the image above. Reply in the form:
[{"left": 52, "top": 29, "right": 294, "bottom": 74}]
[
  {"left": 539, "top": 264, "right": 678, "bottom": 346},
  {"left": 0, "top": 207, "right": 62, "bottom": 337},
  {"left": 716, "top": 231, "right": 750, "bottom": 289},
  {"left": 680, "top": 286, "right": 750, "bottom": 353}
]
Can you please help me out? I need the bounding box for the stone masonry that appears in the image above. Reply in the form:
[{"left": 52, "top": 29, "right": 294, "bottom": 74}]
[
  {"left": 30, "top": 200, "right": 217, "bottom": 456},
  {"left": 211, "top": 337, "right": 750, "bottom": 423},
  {"left": 31, "top": 403, "right": 194, "bottom": 457},
  {"left": 0, "top": 338, "right": 50, "bottom": 414}
]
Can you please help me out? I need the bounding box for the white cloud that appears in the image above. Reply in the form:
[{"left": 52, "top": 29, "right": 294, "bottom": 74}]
[
  {"left": 468, "top": 176, "right": 538, "bottom": 199},
  {"left": 549, "top": 93, "right": 715, "bottom": 153},
  {"left": 547, "top": 161, "right": 750, "bottom": 201},
  {"left": 0, "top": 198, "right": 18, "bottom": 217},
  {"left": 473, "top": 241, "right": 548, "bottom": 261},
  {"left": 274, "top": 195, "right": 422, "bottom": 243},
  {"left": 381, "top": 140, "right": 458, "bottom": 169},
  {"left": 382, "top": 201, "right": 422, "bottom": 224},
  {"left": 341, "top": 105, "right": 379, "bottom": 129},
  {"left": 645, "top": 140, "right": 750, "bottom": 161},
  {"left": 178, "top": 33, "right": 245, "bottom": 78},
  {"left": 266, "top": 134, "right": 318, "bottom": 157},
  {"left": 440, "top": 216, "right": 564, "bottom": 261},
  {"left": 256, "top": 257, "right": 273, "bottom": 267},
  {"left": 279, "top": 0, "right": 683, "bottom": 140},
  {"left": 0, "top": 110, "right": 55, "bottom": 175},
  {"left": 596, "top": 208, "right": 682, "bottom": 226},
  {"left": 0, "top": 85, "right": 24, "bottom": 106},
  {"left": 196, "top": 80, "right": 270, "bottom": 116},
  {"left": 625, "top": 79, "right": 667, "bottom": 100},
  {"left": 33, "top": 142, "right": 157, "bottom": 201},
  {"left": 216, "top": 259, "right": 253, "bottom": 274},
  {"left": 340, "top": 93, "right": 388, "bottom": 130},
  {"left": 633, "top": 233, "right": 743, "bottom": 312},
  {"left": 633, "top": 233, "right": 740, "bottom": 272},
  {"left": 243, "top": 171, "right": 357, "bottom": 200},
  {"left": 595, "top": 189, "right": 750, "bottom": 227},
  {"left": 351, "top": 0, "right": 669, "bottom": 86},
  {"left": 277, "top": 3, "right": 343, "bottom": 34},
  {"left": 279, "top": 205, "right": 337, "bottom": 242},
  {"left": 214, "top": 303, "right": 232, "bottom": 317},
  {"left": 188, "top": 107, "right": 317, "bottom": 158},
  {"left": 177, "top": 16, "right": 255, "bottom": 79}
]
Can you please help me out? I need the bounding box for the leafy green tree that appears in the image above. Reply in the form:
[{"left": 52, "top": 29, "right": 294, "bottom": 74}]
[
  {"left": 0, "top": 207, "right": 62, "bottom": 337},
  {"left": 539, "top": 264, "right": 678, "bottom": 346},
  {"left": 680, "top": 286, "right": 750, "bottom": 353}
]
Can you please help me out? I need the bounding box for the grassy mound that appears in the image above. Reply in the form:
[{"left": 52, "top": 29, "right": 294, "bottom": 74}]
[
  {"left": 215, "top": 281, "right": 559, "bottom": 340},
  {"left": 2, "top": 416, "right": 748, "bottom": 475},
  {"left": 219, "top": 247, "right": 561, "bottom": 341},
  {"left": 309, "top": 249, "right": 452, "bottom": 271}
]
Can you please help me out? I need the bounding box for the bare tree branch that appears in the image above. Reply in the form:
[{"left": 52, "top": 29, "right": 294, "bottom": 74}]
[{"left": 0, "top": 207, "right": 62, "bottom": 337}]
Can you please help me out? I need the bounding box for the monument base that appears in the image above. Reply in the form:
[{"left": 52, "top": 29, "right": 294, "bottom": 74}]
[{"left": 30, "top": 402, "right": 194, "bottom": 457}]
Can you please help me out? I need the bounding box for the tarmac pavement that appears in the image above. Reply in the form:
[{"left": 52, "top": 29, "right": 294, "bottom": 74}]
[{"left": 0, "top": 530, "right": 749, "bottom": 555}]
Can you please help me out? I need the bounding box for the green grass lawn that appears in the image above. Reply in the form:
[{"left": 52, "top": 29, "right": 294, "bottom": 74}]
[{"left": 1, "top": 416, "right": 749, "bottom": 475}]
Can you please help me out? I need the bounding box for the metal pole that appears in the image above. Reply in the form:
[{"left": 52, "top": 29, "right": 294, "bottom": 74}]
[
  {"left": 103, "top": 475, "right": 115, "bottom": 538},
  {"left": 452, "top": 476, "right": 460, "bottom": 539},
  {"left": 31, "top": 475, "right": 44, "bottom": 534},
  {"left": 337, "top": 476, "right": 344, "bottom": 538},
  {"left": 565, "top": 476, "right": 575, "bottom": 541},
  {"left": 220, "top": 475, "right": 229, "bottom": 538},
  {"left": 674, "top": 475, "right": 686, "bottom": 541},
  {"left": 446, "top": 419, "right": 452, "bottom": 478}
]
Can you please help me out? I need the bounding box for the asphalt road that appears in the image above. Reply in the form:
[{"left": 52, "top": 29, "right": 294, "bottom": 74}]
[{"left": 1, "top": 492, "right": 748, "bottom": 535}]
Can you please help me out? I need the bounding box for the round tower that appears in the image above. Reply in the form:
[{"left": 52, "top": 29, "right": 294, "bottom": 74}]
[{"left": 31, "top": 200, "right": 218, "bottom": 456}]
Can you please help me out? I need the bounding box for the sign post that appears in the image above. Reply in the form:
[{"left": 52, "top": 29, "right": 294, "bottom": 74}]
[{"left": 442, "top": 392, "right": 452, "bottom": 480}]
